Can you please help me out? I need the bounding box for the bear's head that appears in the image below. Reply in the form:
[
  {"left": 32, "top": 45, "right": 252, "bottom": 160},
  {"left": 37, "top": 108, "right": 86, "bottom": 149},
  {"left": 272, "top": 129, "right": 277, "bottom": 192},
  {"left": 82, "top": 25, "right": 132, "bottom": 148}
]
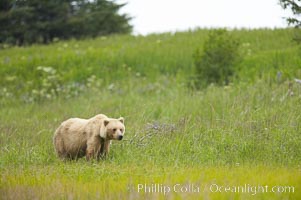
[{"left": 103, "top": 117, "right": 125, "bottom": 140}]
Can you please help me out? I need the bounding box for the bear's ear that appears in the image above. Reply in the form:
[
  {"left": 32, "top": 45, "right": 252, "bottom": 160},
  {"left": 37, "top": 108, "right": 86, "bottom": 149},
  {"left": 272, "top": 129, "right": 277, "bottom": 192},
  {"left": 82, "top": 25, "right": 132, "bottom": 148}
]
[
  {"left": 104, "top": 119, "right": 110, "bottom": 127},
  {"left": 118, "top": 117, "right": 124, "bottom": 124}
]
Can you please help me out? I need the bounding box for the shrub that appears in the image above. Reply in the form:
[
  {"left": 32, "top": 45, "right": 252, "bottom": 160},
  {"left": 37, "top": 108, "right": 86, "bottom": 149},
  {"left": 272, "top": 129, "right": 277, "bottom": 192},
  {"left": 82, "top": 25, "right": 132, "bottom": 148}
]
[{"left": 193, "top": 29, "right": 241, "bottom": 88}]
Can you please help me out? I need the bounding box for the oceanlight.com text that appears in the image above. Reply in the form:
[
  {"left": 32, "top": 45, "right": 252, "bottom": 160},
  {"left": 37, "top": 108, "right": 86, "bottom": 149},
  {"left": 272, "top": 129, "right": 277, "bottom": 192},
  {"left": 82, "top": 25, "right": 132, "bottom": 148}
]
[
  {"left": 209, "top": 183, "right": 295, "bottom": 195},
  {"left": 136, "top": 183, "right": 295, "bottom": 196}
]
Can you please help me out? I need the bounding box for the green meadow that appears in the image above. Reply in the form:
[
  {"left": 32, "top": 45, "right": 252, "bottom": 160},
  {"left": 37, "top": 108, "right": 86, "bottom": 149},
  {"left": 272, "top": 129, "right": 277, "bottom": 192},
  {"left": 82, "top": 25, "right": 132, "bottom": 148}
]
[{"left": 0, "top": 28, "right": 301, "bottom": 199}]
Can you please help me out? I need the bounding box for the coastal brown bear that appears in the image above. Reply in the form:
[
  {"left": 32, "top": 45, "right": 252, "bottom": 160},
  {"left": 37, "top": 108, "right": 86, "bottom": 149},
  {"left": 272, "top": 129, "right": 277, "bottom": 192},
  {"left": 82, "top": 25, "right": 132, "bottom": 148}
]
[{"left": 53, "top": 114, "right": 125, "bottom": 160}]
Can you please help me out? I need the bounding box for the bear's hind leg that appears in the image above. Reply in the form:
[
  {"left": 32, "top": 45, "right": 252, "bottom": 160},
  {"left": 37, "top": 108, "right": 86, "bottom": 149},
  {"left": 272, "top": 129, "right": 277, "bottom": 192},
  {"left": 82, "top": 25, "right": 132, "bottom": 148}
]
[{"left": 53, "top": 134, "right": 69, "bottom": 160}]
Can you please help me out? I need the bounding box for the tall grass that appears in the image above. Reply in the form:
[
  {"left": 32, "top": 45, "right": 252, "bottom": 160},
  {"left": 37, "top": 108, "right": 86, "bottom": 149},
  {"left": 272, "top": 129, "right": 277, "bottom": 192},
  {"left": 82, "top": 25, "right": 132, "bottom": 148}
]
[{"left": 1, "top": 28, "right": 300, "bottom": 103}]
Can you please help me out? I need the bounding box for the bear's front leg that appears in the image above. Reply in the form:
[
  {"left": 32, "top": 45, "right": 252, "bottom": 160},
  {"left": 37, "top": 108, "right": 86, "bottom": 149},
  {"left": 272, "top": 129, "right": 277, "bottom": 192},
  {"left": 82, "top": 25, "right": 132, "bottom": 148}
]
[
  {"left": 99, "top": 140, "right": 111, "bottom": 159},
  {"left": 86, "top": 148, "right": 96, "bottom": 161},
  {"left": 103, "top": 140, "right": 111, "bottom": 157},
  {"left": 86, "top": 137, "right": 101, "bottom": 161}
]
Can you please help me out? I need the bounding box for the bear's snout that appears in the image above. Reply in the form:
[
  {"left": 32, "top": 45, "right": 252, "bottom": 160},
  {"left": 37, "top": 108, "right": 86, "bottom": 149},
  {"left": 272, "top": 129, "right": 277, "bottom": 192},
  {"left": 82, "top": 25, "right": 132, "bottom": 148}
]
[{"left": 118, "top": 135, "right": 123, "bottom": 140}]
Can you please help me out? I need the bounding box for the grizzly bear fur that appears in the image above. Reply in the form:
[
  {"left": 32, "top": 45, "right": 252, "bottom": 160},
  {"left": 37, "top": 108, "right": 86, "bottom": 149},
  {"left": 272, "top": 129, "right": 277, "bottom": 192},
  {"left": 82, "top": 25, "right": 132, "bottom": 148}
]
[{"left": 53, "top": 114, "right": 125, "bottom": 160}]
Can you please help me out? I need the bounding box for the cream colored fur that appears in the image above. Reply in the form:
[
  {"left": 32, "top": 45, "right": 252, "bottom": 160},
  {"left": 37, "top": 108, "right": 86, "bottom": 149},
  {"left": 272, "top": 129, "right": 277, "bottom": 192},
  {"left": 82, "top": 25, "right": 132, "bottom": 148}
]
[{"left": 53, "top": 114, "right": 125, "bottom": 160}]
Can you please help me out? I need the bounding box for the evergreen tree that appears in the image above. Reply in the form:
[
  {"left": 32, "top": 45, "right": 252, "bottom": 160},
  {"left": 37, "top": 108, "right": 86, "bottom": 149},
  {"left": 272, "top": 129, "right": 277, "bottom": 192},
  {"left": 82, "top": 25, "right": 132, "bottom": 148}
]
[
  {"left": 280, "top": 0, "right": 301, "bottom": 27},
  {"left": 0, "top": 0, "right": 132, "bottom": 45}
]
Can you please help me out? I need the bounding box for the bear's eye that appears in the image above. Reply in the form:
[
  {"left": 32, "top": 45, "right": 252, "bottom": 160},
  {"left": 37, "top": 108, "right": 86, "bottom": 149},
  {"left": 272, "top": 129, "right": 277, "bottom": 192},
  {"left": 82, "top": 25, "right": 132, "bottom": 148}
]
[
  {"left": 120, "top": 129, "right": 123, "bottom": 133},
  {"left": 113, "top": 128, "right": 116, "bottom": 132}
]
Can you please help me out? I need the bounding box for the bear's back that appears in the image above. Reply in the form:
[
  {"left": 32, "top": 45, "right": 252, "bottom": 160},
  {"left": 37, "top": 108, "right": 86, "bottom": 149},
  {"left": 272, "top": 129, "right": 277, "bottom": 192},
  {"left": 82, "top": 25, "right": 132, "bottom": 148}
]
[
  {"left": 90, "top": 114, "right": 108, "bottom": 121},
  {"left": 61, "top": 117, "right": 88, "bottom": 132}
]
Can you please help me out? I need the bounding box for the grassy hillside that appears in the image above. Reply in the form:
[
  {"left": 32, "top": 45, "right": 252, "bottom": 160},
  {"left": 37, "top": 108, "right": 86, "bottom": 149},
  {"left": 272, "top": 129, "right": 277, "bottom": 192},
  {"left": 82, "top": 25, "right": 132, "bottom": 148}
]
[
  {"left": 1, "top": 28, "right": 301, "bottom": 103},
  {"left": 1, "top": 28, "right": 301, "bottom": 199}
]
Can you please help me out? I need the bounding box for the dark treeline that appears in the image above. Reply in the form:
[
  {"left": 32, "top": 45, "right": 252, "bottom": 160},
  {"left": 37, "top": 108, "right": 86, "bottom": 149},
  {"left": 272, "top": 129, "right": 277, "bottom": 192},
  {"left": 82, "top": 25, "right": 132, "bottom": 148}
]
[{"left": 0, "top": 0, "right": 132, "bottom": 46}]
